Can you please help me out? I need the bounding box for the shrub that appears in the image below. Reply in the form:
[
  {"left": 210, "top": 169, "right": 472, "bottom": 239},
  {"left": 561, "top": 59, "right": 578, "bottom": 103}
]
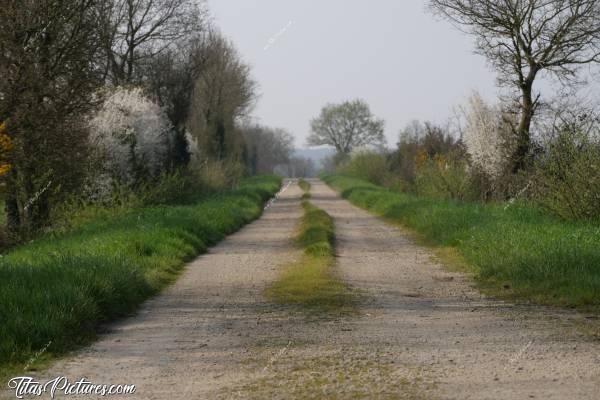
[
  {"left": 415, "top": 151, "right": 476, "bottom": 201},
  {"left": 138, "top": 171, "right": 198, "bottom": 205},
  {"left": 461, "top": 92, "right": 518, "bottom": 199},
  {"left": 50, "top": 157, "right": 249, "bottom": 236},
  {"left": 189, "top": 159, "right": 245, "bottom": 193},
  {"left": 89, "top": 87, "right": 173, "bottom": 187},
  {"left": 337, "top": 150, "right": 393, "bottom": 186},
  {"left": 0, "top": 122, "right": 12, "bottom": 178},
  {"left": 389, "top": 120, "right": 464, "bottom": 192},
  {"left": 138, "top": 159, "right": 245, "bottom": 206},
  {"left": 533, "top": 125, "right": 600, "bottom": 220}
]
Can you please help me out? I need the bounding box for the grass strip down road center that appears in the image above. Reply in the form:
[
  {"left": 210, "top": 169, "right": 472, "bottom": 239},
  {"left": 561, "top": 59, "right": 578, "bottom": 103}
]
[{"left": 266, "top": 180, "right": 358, "bottom": 313}]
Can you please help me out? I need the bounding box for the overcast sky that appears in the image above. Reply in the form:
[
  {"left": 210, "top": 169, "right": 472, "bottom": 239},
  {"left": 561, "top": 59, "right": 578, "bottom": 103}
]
[{"left": 205, "top": 1, "right": 514, "bottom": 148}]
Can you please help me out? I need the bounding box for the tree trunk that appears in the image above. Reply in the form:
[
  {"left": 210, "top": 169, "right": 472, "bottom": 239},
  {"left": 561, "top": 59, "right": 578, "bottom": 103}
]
[
  {"left": 250, "top": 144, "right": 258, "bottom": 175},
  {"left": 26, "top": 194, "right": 51, "bottom": 233},
  {"left": 215, "top": 120, "right": 226, "bottom": 160},
  {"left": 513, "top": 76, "right": 536, "bottom": 173},
  {"left": 5, "top": 186, "right": 20, "bottom": 238},
  {"left": 126, "top": 45, "right": 135, "bottom": 82}
]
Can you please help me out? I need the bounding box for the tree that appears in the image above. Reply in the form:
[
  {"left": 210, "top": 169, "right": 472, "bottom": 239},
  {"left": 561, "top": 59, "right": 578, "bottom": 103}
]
[
  {"left": 461, "top": 92, "right": 516, "bottom": 181},
  {"left": 99, "top": 0, "right": 207, "bottom": 84},
  {"left": 94, "top": 0, "right": 210, "bottom": 170},
  {"left": 89, "top": 87, "right": 172, "bottom": 186},
  {"left": 141, "top": 34, "right": 212, "bottom": 171},
  {"left": 187, "top": 31, "right": 256, "bottom": 162},
  {"left": 391, "top": 122, "right": 423, "bottom": 185},
  {"left": 0, "top": 0, "right": 103, "bottom": 235},
  {"left": 430, "top": 0, "right": 600, "bottom": 172},
  {"left": 239, "top": 123, "right": 294, "bottom": 175},
  {"left": 308, "top": 99, "right": 385, "bottom": 157},
  {"left": 285, "top": 157, "right": 316, "bottom": 178}
]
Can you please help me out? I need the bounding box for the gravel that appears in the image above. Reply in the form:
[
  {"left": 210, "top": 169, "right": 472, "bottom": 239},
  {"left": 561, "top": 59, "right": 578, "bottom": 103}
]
[{"left": 4, "top": 179, "right": 599, "bottom": 400}]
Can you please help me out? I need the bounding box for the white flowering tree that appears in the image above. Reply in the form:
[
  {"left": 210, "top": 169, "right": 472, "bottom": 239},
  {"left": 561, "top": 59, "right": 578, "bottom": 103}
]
[
  {"left": 89, "top": 87, "right": 173, "bottom": 186},
  {"left": 462, "top": 92, "right": 515, "bottom": 181}
]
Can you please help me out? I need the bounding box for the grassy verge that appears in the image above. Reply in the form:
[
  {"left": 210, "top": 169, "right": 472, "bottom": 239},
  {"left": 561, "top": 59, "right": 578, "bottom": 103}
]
[
  {"left": 266, "top": 198, "right": 357, "bottom": 313},
  {"left": 322, "top": 174, "right": 600, "bottom": 309},
  {"left": 0, "top": 175, "right": 281, "bottom": 374}
]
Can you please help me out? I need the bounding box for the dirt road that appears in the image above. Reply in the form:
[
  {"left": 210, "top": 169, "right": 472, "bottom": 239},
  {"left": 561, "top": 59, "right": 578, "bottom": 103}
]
[
  {"left": 310, "top": 179, "right": 600, "bottom": 399},
  {"left": 4, "top": 179, "right": 599, "bottom": 399}
]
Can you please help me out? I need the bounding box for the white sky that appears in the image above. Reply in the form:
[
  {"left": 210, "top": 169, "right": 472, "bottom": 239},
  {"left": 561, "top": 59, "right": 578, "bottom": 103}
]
[{"left": 206, "top": 1, "right": 580, "bottom": 148}]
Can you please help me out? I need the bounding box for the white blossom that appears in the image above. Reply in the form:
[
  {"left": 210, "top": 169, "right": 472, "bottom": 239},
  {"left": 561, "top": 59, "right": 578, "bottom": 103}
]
[
  {"left": 89, "top": 87, "right": 172, "bottom": 183},
  {"left": 462, "top": 92, "right": 514, "bottom": 179}
]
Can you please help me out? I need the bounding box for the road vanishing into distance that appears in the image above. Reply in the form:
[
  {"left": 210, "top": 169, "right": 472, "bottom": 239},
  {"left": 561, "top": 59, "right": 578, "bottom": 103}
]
[{"left": 4, "top": 179, "right": 600, "bottom": 400}]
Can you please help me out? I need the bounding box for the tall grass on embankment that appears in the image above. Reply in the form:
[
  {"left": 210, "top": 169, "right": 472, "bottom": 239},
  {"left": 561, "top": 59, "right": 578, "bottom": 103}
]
[
  {"left": 322, "top": 174, "right": 600, "bottom": 309},
  {"left": 0, "top": 175, "right": 281, "bottom": 373},
  {"left": 266, "top": 198, "right": 357, "bottom": 313}
]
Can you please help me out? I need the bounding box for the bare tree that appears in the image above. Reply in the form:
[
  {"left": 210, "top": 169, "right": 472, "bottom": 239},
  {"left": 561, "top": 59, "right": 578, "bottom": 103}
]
[
  {"left": 240, "top": 123, "right": 294, "bottom": 175},
  {"left": 285, "top": 157, "right": 317, "bottom": 178},
  {"left": 141, "top": 32, "right": 213, "bottom": 170},
  {"left": 187, "top": 31, "right": 256, "bottom": 162},
  {"left": 430, "top": 0, "right": 600, "bottom": 171},
  {"left": 0, "top": 0, "right": 103, "bottom": 235},
  {"left": 308, "top": 99, "right": 385, "bottom": 156},
  {"left": 101, "top": 0, "right": 206, "bottom": 84}
]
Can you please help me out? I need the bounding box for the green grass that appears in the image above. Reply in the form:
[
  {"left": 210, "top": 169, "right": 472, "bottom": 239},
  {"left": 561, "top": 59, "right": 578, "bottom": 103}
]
[
  {"left": 298, "top": 178, "right": 311, "bottom": 200},
  {"left": 266, "top": 200, "right": 358, "bottom": 313},
  {"left": 0, "top": 175, "right": 281, "bottom": 373},
  {"left": 322, "top": 174, "right": 600, "bottom": 309},
  {"left": 298, "top": 178, "right": 311, "bottom": 193}
]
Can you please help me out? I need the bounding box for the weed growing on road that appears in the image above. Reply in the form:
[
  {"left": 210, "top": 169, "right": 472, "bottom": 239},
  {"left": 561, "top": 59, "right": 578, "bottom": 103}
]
[
  {"left": 222, "top": 350, "right": 435, "bottom": 400},
  {"left": 298, "top": 178, "right": 311, "bottom": 193},
  {"left": 267, "top": 196, "right": 358, "bottom": 313},
  {"left": 298, "top": 178, "right": 311, "bottom": 200}
]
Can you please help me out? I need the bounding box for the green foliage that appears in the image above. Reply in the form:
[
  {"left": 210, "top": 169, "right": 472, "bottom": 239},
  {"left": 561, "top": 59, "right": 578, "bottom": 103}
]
[
  {"left": 137, "top": 171, "right": 200, "bottom": 205},
  {"left": 323, "top": 174, "right": 600, "bottom": 308},
  {"left": 308, "top": 99, "right": 385, "bottom": 154},
  {"left": 389, "top": 121, "right": 463, "bottom": 189},
  {"left": 199, "top": 160, "right": 246, "bottom": 192},
  {"left": 337, "top": 151, "right": 408, "bottom": 192},
  {"left": 266, "top": 201, "right": 358, "bottom": 313},
  {"left": 297, "top": 202, "right": 335, "bottom": 257},
  {"left": 533, "top": 129, "right": 600, "bottom": 221},
  {"left": 0, "top": 0, "right": 103, "bottom": 235},
  {"left": 298, "top": 178, "right": 311, "bottom": 193},
  {"left": 50, "top": 160, "right": 249, "bottom": 236},
  {"left": 414, "top": 152, "right": 477, "bottom": 201},
  {"left": 338, "top": 151, "right": 391, "bottom": 186},
  {"left": 0, "top": 176, "right": 281, "bottom": 369}
]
